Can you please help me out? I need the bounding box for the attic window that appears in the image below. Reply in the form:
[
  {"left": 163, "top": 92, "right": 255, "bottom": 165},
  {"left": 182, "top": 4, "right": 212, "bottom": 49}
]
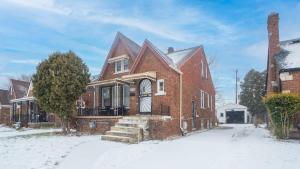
[{"left": 114, "top": 59, "right": 129, "bottom": 74}]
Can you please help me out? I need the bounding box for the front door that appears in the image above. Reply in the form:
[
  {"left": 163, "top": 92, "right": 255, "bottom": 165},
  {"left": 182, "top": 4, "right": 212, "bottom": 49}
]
[{"left": 139, "top": 79, "right": 152, "bottom": 113}]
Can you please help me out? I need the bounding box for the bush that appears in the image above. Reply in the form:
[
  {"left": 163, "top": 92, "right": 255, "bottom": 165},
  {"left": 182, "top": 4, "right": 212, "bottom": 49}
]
[{"left": 264, "top": 94, "right": 300, "bottom": 139}]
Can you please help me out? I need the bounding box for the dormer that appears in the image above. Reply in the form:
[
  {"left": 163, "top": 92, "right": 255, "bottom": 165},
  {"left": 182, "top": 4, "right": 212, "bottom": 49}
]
[{"left": 108, "top": 54, "right": 130, "bottom": 74}]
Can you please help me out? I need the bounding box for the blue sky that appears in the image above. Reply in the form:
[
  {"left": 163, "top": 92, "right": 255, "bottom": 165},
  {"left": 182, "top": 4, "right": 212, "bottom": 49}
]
[{"left": 0, "top": 0, "right": 300, "bottom": 104}]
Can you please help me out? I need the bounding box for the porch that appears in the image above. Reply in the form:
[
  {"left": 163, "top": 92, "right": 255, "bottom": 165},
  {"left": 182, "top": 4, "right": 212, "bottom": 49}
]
[
  {"left": 10, "top": 97, "right": 54, "bottom": 126},
  {"left": 80, "top": 71, "right": 170, "bottom": 117}
]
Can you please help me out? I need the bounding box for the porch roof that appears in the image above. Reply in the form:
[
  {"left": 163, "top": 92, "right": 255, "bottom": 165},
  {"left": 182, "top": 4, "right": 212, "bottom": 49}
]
[
  {"left": 87, "top": 78, "right": 130, "bottom": 87},
  {"left": 10, "top": 96, "right": 36, "bottom": 103},
  {"left": 87, "top": 71, "right": 157, "bottom": 87},
  {"left": 121, "top": 71, "right": 156, "bottom": 81}
]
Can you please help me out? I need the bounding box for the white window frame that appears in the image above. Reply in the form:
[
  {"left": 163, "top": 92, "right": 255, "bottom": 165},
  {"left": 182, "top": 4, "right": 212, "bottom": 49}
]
[
  {"left": 201, "top": 60, "right": 204, "bottom": 78},
  {"left": 205, "top": 65, "right": 208, "bottom": 79},
  {"left": 211, "top": 95, "right": 213, "bottom": 111},
  {"left": 114, "top": 59, "right": 129, "bottom": 74},
  {"left": 207, "top": 93, "right": 210, "bottom": 108},
  {"left": 155, "top": 79, "right": 166, "bottom": 96},
  {"left": 101, "top": 87, "right": 110, "bottom": 108},
  {"left": 123, "top": 85, "right": 130, "bottom": 108},
  {"left": 200, "top": 90, "right": 205, "bottom": 109}
]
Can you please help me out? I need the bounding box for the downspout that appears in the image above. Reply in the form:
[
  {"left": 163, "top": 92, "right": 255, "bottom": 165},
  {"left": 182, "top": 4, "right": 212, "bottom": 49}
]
[
  {"left": 93, "top": 86, "right": 96, "bottom": 109},
  {"left": 179, "top": 72, "right": 185, "bottom": 135}
]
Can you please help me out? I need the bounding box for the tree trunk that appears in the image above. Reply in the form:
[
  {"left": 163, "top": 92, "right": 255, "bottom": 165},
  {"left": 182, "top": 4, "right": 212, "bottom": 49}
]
[
  {"left": 61, "top": 118, "right": 68, "bottom": 135},
  {"left": 67, "top": 120, "right": 71, "bottom": 134}
]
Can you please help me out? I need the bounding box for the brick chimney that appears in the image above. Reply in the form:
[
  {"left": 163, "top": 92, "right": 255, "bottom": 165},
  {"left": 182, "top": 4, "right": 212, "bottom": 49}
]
[
  {"left": 167, "top": 47, "right": 174, "bottom": 53},
  {"left": 266, "top": 12, "right": 280, "bottom": 95}
]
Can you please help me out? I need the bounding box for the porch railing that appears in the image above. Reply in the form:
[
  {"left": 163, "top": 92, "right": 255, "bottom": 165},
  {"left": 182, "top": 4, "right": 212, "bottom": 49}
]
[{"left": 77, "top": 106, "right": 129, "bottom": 116}]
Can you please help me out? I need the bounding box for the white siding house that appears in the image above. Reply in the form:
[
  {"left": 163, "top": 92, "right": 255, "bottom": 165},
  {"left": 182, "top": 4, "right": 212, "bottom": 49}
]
[{"left": 217, "top": 103, "right": 250, "bottom": 124}]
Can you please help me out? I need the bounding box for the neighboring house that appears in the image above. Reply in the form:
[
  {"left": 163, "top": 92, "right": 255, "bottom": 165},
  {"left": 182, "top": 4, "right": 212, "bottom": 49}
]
[
  {"left": 77, "top": 32, "right": 216, "bottom": 142},
  {"left": 0, "top": 89, "right": 11, "bottom": 125},
  {"left": 9, "top": 79, "right": 57, "bottom": 127},
  {"left": 217, "top": 103, "right": 250, "bottom": 124},
  {"left": 266, "top": 13, "right": 300, "bottom": 127}
]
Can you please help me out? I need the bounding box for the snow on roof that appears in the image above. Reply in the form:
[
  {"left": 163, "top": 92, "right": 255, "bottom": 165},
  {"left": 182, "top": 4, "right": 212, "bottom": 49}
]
[
  {"left": 145, "top": 40, "right": 175, "bottom": 67},
  {"left": 277, "top": 38, "right": 300, "bottom": 70},
  {"left": 166, "top": 46, "right": 200, "bottom": 66}
]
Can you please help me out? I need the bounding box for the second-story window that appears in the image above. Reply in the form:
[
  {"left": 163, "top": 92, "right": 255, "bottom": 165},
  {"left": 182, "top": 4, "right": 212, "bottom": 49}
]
[
  {"left": 115, "top": 59, "right": 129, "bottom": 74},
  {"left": 201, "top": 60, "right": 204, "bottom": 78},
  {"left": 200, "top": 90, "right": 205, "bottom": 109}
]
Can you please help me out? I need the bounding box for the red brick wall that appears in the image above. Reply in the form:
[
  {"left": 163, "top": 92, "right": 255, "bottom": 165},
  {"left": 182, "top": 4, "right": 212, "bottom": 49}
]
[
  {"left": 101, "top": 40, "right": 134, "bottom": 80},
  {"left": 0, "top": 106, "right": 11, "bottom": 125},
  {"left": 180, "top": 48, "right": 216, "bottom": 131},
  {"left": 281, "top": 72, "right": 300, "bottom": 95},
  {"left": 148, "top": 118, "right": 181, "bottom": 140},
  {"left": 75, "top": 116, "right": 121, "bottom": 134},
  {"left": 132, "top": 48, "right": 181, "bottom": 118},
  {"left": 266, "top": 13, "right": 280, "bottom": 95},
  {"left": 281, "top": 71, "right": 300, "bottom": 126}
]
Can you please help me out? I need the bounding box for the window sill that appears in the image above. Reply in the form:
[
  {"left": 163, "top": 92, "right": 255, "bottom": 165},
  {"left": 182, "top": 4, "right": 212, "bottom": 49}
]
[
  {"left": 155, "top": 92, "right": 166, "bottom": 96},
  {"left": 114, "top": 70, "right": 129, "bottom": 74}
]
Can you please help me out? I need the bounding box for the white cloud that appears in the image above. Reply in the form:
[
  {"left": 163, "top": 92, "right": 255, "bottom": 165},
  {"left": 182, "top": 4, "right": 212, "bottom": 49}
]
[
  {"left": 2, "top": 0, "right": 237, "bottom": 44},
  {"left": 4, "top": 0, "right": 72, "bottom": 15},
  {"left": 10, "top": 59, "right": 40, "bottom": 65},
  {"left": 243, "top": 41, "right": 268, "bottom": 61}
]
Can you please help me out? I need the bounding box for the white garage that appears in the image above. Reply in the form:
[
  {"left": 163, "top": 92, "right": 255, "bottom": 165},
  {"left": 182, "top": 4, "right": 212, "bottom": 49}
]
[{"left": 217, "top": 103, "right": 250, "bottom": 124}]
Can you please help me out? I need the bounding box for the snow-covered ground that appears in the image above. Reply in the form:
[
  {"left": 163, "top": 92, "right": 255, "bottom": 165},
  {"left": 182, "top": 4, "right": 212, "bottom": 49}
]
[{"left": 1, "top": 124, "right": 300, "bottom": 169}]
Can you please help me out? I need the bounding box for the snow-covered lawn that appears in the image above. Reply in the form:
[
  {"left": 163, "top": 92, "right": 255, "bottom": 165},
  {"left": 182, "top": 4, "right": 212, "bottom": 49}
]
[{"left": 1, "top": 124, "right": 300, "bottom": 169}]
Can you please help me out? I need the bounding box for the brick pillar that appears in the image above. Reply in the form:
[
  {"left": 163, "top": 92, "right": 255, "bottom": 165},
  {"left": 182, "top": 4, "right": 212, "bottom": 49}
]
[{"left": 267, "top": 12, "right": 280, "bottom": 95}]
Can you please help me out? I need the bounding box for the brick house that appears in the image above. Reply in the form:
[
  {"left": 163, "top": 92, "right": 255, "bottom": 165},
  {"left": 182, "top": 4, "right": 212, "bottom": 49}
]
[
  {"left": 77, "top": 32, "right": 216, "bottom": 143},
  {"left": 9, "top": 79, "right": 57, "bottom": 127},
  {"left": 0, "top": 89, "right": 11, "bottom": 125},
  {"left": 266, "top": 13, "right": 300, "bottom": 127}
]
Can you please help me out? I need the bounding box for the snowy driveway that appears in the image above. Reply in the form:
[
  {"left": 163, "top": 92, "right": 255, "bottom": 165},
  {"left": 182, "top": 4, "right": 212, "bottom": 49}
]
[{"left": 1, "top": 124, "right": 300, "bottom": 169}]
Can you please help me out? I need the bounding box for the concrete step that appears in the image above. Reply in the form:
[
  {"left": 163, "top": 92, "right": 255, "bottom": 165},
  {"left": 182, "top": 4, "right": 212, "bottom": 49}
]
[
  {"left": 116, "top": 122, "right": 140, "bottom": 128},
  {"left": 106, "top": 131, "right": 139, "bottom": 138},
  {"left": 101, "top": 135, "right": 137, "bottom": 144},
  {"left": 111, "top": 126, "right": 142, "bottom": 133},
  {"left": 118, "top": 119, "right": 148, "bottom": 124}
]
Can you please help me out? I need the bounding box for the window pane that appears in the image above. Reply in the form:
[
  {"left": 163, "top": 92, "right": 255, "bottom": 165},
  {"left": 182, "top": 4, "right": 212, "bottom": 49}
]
[
  {"left": 123, "top": 85, "right": 130, "bottom": 107},
  {"left": 123, "top": 59, "right": 129, "bottom": 71},
  {"left": 102, "top": 87, "right": 110, "bottom": 107},
  {"left": 159, "top": 82, "right": 164, "bottom": 91},
  {"left": 116, "top": 61, "right": 122, "bottom": 72}
]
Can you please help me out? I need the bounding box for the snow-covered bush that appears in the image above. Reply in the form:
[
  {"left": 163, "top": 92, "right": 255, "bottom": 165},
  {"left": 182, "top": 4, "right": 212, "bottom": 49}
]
[{"left": 264, "top": 94, "right": 300, "bottom": 139}]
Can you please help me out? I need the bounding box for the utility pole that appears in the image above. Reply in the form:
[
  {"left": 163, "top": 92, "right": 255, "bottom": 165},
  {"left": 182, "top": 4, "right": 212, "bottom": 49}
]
[{"left": 235, "top": 69, "right": 238, "bottom": 104}]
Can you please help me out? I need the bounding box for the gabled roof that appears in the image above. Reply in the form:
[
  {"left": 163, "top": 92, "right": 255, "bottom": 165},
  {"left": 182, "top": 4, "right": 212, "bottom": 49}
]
[
  {"left": 167, "top": 46, "right": 202, "bottom": 67},
  {"left": 144, "top": 39, "right": 175, "bottom": 66},
  {"left": 0, "top": 89, "right": 9, "bottom": 105},
  {"left": 131, "top": 39, "right": 204, "bottom": 74},
  {"left": 10, "top": 79, "right": 30, "bottom": 99},
  {"left": 99, "top": 32, "right": 141, "bottom": 79},
  {"left": 275, "top": 38, "right": 300, "bottom": 71}
]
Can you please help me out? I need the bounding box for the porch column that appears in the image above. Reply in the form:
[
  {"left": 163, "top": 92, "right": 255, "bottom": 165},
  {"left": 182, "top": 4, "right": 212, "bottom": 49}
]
[
  {"left": 28, "top": 101, "right": 31, "bottom": 123},
  {"left": 93, "top": 86, "right": 96, "bottom": 109},
  {"left": 19, "top": 102, "right": 22, "bottom": 122}
]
